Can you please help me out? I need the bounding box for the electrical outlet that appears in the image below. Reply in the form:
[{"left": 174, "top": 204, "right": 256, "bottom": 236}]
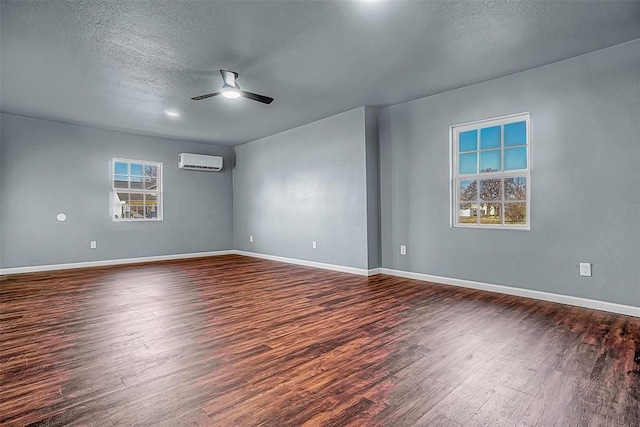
[
  {"left": 312, "top": 240, "right": 317, "bottom": 249},
  {"left": 400, "top": 245, "right": 406, "bottom": 255},
  {"left": 90, "top": 241, "right": 97, "bottom": 249},
  {"left": 249, "top": 235, "right": 253, "bottom": 243},
  {"left": 579, "top": 263, "right": 591, "bottom": 277}
]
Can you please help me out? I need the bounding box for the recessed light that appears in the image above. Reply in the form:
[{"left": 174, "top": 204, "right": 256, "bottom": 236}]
[{"left": 164, "top": 110, "right": 180, "bottom": 118}]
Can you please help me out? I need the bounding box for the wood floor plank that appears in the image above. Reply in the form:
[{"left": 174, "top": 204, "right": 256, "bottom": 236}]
[
  {"left": 1, "top": 255, "right": 639, "bottom": 426},
  {"left": 516, "top": 369, "right": 581, "bottom": 427},
  {"left": 464, "top": 385, "right": 534, "bottom": 427}
]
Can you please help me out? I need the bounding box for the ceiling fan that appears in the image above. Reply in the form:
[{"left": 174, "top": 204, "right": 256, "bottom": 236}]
[{"left": 191, "top": 70, "right": 274, "bottom": 104}]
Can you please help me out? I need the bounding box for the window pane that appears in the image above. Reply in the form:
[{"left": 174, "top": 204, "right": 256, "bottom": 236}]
[
  {"left": 480, "top": 126, "right": 500, "bottom": 150},
  {"left": 505, "top": 147, "right": 527, "bottom": 170},
  {"left": 130, "top": 176, "right": 144, "bottom": 190},
  {"left": 145, "top": 193, "right": 157, "bottom": 205},
  {"left": 459, "top": 130, "right": 477, "bottom": 152},
  {"left": 480, "top": 202, "right": 502, "bottom": 224},
  {"left": 504, "top": 177, "right": 527, "bottom": 200},
  {"left": 130, "top": 193, "right": 143, "bottom": 205},
  {"left": 129, "top": 193, "right": 143, "bottom": 219},
  {"left": 504, "top": 121, "right": 526, "bottom": 147},
  {"left": 114, "top": 175, "right": 128, "bottom": 189},
  {"left": 114, "top": 162, "right": 128, "bottom": 175},
  {"left": 480, "top": 179, "right": 501, "bottom": 201},
  {"left": 130, "top": 163, "right": 143, "bottom": 176},
  {"left": 116, "top": 192, "right": 130, "bottom": 219},
  {"left": 505, "top": 202, "right": 527, "bottom": 225},
  {"left": 459, "top": 180, "right": 477, "bottom": 201},
  {"left": 144, "top": 194, "right": 158, "bottom": 219},
  {"left": 480, "top": 149, "right": 501, "bottom": 172},
  {"left": 459, "top": 203, "right": 478, "bottom": 224},
  {"left": 459, "top": 153, "right": 477, "bottom": 174},
  {"left": 130, "top": 194, "right": 143, "bottom": 219},
  {"left": 144, "top": 178, "right": 157, "bottom": 190},
  {"left": 130, "top": 205, "right": 144, "bottom": 219},
  {"left": 144, "top": 165, "right": 158, "bottom": 177},
  {"left": 145, "top": 204, "right": 158, "bottom": 219}
]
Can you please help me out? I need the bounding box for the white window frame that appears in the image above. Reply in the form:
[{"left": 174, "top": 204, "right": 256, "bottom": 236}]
[
  {"left": 450, "top": 113, "right": 531, "bottom": 230},
  {"left": 111, "top": 158, "right": 163, "bottom": 222}
]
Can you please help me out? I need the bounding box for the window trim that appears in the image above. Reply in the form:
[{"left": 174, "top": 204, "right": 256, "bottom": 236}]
[
  {"left": 111, "top": 157, "right": 163, "bottom": 222},
  {"left": 450, "top": 112, "right": 531, "bottom": 231}
]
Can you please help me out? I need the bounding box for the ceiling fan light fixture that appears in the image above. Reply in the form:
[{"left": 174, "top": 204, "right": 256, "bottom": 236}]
[
  {"left": 191, "top": 70, "right": 273, "bottom": 104},
  {"left": 221, "top": 87, "right": 241, "bottom": 99}
]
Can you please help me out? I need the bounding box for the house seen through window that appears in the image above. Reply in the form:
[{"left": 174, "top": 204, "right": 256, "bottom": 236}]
[
  {"left": 451, "top": 113, "right": 530, "bottom": 229},
  {"left": 112, "top": 158, "right": 162, "bottom": 221}
]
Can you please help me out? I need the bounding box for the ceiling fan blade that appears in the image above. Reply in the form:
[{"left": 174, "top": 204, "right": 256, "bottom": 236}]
[
  {"left": 191, "top": 92, "right": 222, "bottom": 101},
  {"left": 240, "top": 91, "right": 274, "bottom": 104},
  {"left": 220, "top": 70, "right": 238, "bottom": 87}
]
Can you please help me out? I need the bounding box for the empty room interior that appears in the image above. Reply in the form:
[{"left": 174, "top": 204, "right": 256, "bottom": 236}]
[{"left": 1, "top": 1, "right": 640, "bottom": 426}]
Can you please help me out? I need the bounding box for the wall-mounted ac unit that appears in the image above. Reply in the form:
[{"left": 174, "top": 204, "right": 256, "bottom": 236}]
[{"left": 178, "top": 153, "right": 223, "bottom": 171}]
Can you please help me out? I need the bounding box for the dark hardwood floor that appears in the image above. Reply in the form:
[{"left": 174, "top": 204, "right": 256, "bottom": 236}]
[{"left": 1, "top": 254, "right": 639, "bottom": 426}]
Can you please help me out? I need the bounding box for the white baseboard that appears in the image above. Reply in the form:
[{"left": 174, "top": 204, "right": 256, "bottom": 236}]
[
  {"left": 234, "top": 250, "right": 381, "bottom": 276},
  {"left": 0, "top": 249, "right": 379, "bottom": 277},
  {"left": 0, "top": 250, "right": 235, "bottom": 275},
  {"left": 3, "top": 250, "right": 636, "bottom": 318},
  {"left": 380, "top": 268, "right": 640, "bottom": 318}
]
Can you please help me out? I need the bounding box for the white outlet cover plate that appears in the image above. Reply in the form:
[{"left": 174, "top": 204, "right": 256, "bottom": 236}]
[{"left": 579, "top": 263, "right": 592, "bottom": 277}]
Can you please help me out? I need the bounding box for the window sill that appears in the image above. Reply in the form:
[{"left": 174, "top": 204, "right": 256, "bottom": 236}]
[
  {"left": 113, "top": 219, "right": 164, "bottom": 223},
  {"left": 453, "top": 224, "right": 530, "bottom": 231}
]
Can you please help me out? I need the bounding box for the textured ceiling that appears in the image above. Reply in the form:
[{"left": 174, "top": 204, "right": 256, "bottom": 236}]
[{"left": 2, "top": 0, "right": 640, "bottom": 146}]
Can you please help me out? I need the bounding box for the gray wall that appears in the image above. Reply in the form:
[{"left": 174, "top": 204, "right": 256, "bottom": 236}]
[
  {"left": 0, "top": 114, "right": 234, "bottom": 268},
  {"left": 379, "top": 40, "right": 640, "bottom": 307},
  {"left": 233, "top": 107, "right": 379, "bottom": 270}
]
